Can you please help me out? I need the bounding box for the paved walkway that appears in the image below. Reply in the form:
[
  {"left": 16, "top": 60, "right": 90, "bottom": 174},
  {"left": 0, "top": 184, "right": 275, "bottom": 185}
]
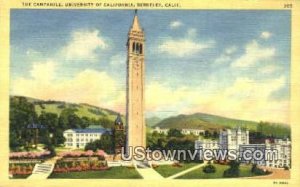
[
  {"left": 167, "top": 161, "right": 207, "bottom": 179},
  {"left": 27, "top": 156, "right": 61, "bottom": 179},
  {"left": 134, "top": 161, "right": 164, "bottom": 179},
  {"left": 243, "top": 166, "right": 290, "bottom": 179}
]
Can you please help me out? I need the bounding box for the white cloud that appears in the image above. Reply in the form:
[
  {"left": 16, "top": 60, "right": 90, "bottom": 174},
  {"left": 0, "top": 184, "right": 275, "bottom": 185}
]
[
  {"left": 63, "top": 29, "right": 107, "bottom": 62},
  {"left": 213, "top": 46, "right": 237, "bottom": 65},
  {"left": 26, "top": 49, "right": 40, "bottom": 56},
  {"left": 12, "top": 60, "right": 289, "bottom": 123},
  {"left": 110, "top": 53, "right": 126, "bottom": 66},
  {"left": 231, "top": 40, "right": 275, "bottom": 68},
  {"left": 30, "top": 60, "right": 56, "bottom": 83},
  {"left": 259, "top": 65, "right": 281, "bottom": 74},
  {"left": 170, "top": 20, "right": 183, "bottom": 29},
  {"left": 145, "top": 76, "right": 289, "bottom": 123},
  {"left": 158, "top": 37, "right": 214, "bottom": 58},
  {"left": 11, "top": 63, "right": 125, "bottom": 113},
  {"left": 225, "top": 46, "right": 237, "bottom": 54},
  {"left": 214, "top": 55, "right": 231, "bottom": 65},
  {"left": 260, "top": 31, "right": 272, "bottom": 39}
]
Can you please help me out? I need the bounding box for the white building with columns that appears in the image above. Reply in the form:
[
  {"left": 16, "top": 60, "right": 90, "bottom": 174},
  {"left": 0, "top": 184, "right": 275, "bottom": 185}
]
[{"left": 63, "top": 128, "right": 112, "bottom": 149}]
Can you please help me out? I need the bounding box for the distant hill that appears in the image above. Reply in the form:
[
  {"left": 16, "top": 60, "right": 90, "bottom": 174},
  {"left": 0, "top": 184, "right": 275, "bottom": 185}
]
[
  {"left": 155, "top": 112, "right": 289, "bottom": 133},
  {"left": 11, "top": 95, "right": 124, "bottom": 124},
  {"left": 146, "top": 117, "right": 162, "bottom": 127}
]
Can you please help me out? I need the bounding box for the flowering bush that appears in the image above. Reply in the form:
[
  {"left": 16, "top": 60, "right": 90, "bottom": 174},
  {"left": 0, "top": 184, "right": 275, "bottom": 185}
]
[
  {"left": 53, "top": 160, "right": 108, "bottom": 173},
  {"left": 58, "top": 150, "right": 107, "bottom": 159},
  {"left": 9, "top": 151, "right": 51, "bottom": 159},
  {"left": 9, "top": 163, "right": 35, "bottom": 175}
]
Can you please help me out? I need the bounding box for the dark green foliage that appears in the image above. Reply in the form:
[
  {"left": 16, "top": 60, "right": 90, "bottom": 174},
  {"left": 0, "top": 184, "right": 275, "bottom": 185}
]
[
  {"left": 223, "top": 161, "right": 240, "bottom": 178},
  {"left": 147, "top": 131, "right": 168, "bottom": 150},
  {"left": 97, "top": 117, "right": 114, "bottom": 128},
  {"left": 45, "top": 145, "right": 56, "bottom": 157},
  {"left": 9, "top": 96, "right": 114, "bottom": 150},
  {"left": 202, "top": 164, "right": 216, "bottom": 173},
  {"left": 251, "top": 164, "right": 266, "bottom": 175},
  {"left": 88, "top": 108, "right": 105, "bottom": 116},
  {"left": 167, "top": 128, "right": 184, "bottom": 138},
  {"left": 147, "top": 130, "right": 197, "bottom": 161},
  {"left": 57, "top": 104, "right": 65, "bottom": 109},
  {"left": 10, "top": 96, "right": 38, "bottom": 149},
  {"left": 84, "top": 134, "right": 113, "bottom": 153},
  {"left": 257, "top": 121, "right": 290, "bottom": 139}
]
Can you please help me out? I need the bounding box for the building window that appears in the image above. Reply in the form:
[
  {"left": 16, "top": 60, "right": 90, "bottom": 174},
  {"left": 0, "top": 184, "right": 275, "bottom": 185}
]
[
  {"left": 140, "top": 44, "right": 143, "bottom": 54},
  {"left": 136, "top": 42, "right": 140, "bottom": 53},
  {"left": 132, "top": 42, "right": 135, "bottom": 52}
]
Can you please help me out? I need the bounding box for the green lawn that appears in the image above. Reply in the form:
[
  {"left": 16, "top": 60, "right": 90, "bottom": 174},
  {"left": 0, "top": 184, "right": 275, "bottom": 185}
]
[
  {"left": 48, "top": 167, "right": 142, "bottom": 179},
  {"left": 176, "top": 164, "right": 267, "bottom": 179},
  {"left": 11, "top": 174, "right": 30, "bottom": 179},
  {"left": 154, "top": 162, "right": 200, "bottom": 178}
]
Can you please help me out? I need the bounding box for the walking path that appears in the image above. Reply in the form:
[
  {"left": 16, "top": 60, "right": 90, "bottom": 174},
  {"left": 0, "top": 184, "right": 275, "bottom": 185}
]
[
  {"left": 134, "top": 161, "right": 164, "bottom": 179},
  {"left": 167, "top": 161, "right": 207, "bottom": 179},
  {"left": 243, "top": 167, "right": 290, "bottom": 179},
  {"left": 27, "top": 156, "right": 61, "bottom": 179}
]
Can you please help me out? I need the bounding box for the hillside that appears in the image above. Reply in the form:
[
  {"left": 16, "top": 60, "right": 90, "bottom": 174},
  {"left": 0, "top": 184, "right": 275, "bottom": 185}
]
[
  {"left": 156, "top": 113, "right": 289, "bottom": 133},
  {"left": 11, "top": 96, "right": 124, "bottom": 124},
  {"left": 146, "top": 117, "right": 162, "bottom": 127}
]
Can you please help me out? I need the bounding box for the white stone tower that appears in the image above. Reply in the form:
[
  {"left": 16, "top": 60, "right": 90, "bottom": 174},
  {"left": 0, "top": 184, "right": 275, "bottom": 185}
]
[{"left": 126, "top": 10, "right": 146, "bottom": 154}]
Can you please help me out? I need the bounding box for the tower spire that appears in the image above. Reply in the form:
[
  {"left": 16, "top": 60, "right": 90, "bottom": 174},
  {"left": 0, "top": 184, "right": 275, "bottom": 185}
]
[{"left": 130, "top": 10, "right": 142, "bottom": 31}]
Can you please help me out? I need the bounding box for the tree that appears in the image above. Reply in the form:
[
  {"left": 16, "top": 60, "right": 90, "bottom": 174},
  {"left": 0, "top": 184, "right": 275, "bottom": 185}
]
[
  {"left": 9, "top": 96, "right": 38, "bottom": 149},
  {"left": 204, "top": 130, "right": 212, "bottom": 138},
  {"left": 203, "top": 163, "right": 216, "bottom": 173},
  {"left": 167, "top": 128, "right": 183, "bottom": 138},
  {"left": 223, "top": 161, "right": 240, "bottom": 178},
  {"left": 85, "top": 133, "right": 113, "bottom": 153}
]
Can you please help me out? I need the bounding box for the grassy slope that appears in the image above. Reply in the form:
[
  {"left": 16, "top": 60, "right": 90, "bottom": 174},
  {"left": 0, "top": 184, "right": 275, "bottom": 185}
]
[
  {"left": 48, "top": 167, "right": 142, "bottom": 179},
  {"left": 176, "top": 164, "right": 263, "bottom": 179},
  {"left": 35, "top": 103, "right": 118, "bottom": 121},
  {"left": 154, "top": 163, "right": 199, "bottom": 178},
  {"left": 146, "top": 117, "right": 162, "bottom": 127},
  {"left": 157, "top": 113, "right": 263, "bottom": 131}
]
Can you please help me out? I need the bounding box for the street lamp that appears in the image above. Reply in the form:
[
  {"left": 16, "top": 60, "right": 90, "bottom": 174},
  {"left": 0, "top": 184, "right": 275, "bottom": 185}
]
[{"left": 49, "top": 133, "right": 53, "bottom": 145}]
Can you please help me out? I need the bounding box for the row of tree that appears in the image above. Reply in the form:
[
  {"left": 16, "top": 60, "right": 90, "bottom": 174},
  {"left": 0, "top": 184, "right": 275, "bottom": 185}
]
[
  {"left": 147, "top": 129, "right": 198, "bottom": 161},
  {"left": 9, "top": 97, "right": 115, "bottom": 151}
]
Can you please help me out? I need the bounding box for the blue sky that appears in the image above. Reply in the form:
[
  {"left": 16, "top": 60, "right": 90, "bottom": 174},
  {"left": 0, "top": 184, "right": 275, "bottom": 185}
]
[{"left": 10, "top": 10, "right": 291, "bottom": 123}]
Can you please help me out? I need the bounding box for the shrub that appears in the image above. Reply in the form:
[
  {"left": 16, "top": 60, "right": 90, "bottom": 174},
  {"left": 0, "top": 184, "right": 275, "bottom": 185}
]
[
  {"left": 223, "top": 161, "right": 240, "bottom": 178},
  {"left": 202, "top": 164, "right": 216, "bottom": 173},
  {"left": 284, "top": 166, "right": 289, "bottom": 170}
]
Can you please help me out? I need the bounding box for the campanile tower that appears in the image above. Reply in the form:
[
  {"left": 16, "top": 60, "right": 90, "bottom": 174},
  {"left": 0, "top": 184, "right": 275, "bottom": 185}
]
[{"left": 126, "top": 10, "right": 146, "bottom": 153}]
